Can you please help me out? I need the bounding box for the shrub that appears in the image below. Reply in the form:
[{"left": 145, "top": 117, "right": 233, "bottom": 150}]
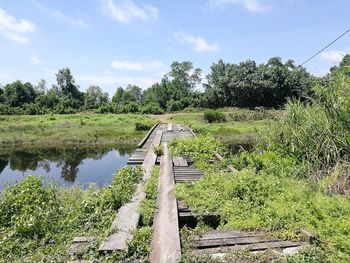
[
  {"left": 153, "top": 145, "right": 163, "bottom": 156},
  {"left": 135, "top": 122, "right": 151, "bottom": 131},
  {"left": 141, "top": 103, "right": 164, "bottom": 114},
  {"left": 0, "top": 176, "right": 60, "bottom": 238},
  {"left": 203, "top": 109, "right": 226, "bottom": 123}
]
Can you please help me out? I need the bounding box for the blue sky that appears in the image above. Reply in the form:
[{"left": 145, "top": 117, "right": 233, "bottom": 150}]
[{"left": 0, "top": 0, "right": 349, "bottom": 96}]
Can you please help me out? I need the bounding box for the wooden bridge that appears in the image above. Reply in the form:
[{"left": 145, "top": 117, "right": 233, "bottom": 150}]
[{"left": 68, "top": 123, "right": 306, "bottom": 262}]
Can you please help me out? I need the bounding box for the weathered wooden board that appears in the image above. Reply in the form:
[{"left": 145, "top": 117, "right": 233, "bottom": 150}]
[
  {"left": 99, "top": 147, "right": 157, "bottom": 252},
  {"left": 152, "top": 130, "right": 163, "bottom": 147},
  {"left": 191, "top": 229, "right": 302, "bottom": 255},
  {"left": 150, "top": 145, "right": 181, "bottom": 263},
  {"left": 195, "top": 240, "right": 301, "bottom": 254},
  {"left": 167, "top": 123, "right": 173, "bottom": 132},
  {"left": 137, "top": 122, "right": 159, "bottom": 148}
]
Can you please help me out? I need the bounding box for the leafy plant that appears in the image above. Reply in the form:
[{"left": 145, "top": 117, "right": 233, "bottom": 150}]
[{"left": 203, "top": 109, "right": 226, "bottom": 123}]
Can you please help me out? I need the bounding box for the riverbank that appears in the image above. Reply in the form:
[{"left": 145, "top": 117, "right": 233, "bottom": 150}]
[{"left": 0, "top": 114, "right": 156, "bottom": 147}]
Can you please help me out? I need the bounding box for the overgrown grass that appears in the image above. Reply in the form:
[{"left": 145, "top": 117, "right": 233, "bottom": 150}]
[
  {"left": 170, "top": 108, "right": 278, "bottom": 144},
  {"left": 171, "top": 136, "right": 350, "bottom": 262},
  {"left": 0, "top": 113, "right": 156, "bottom": 147},
  {"left": 0, "top": 166, "right": 143, "bottom": 262}
]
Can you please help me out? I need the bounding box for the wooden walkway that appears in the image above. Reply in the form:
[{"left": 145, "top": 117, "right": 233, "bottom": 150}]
[{"left": 69, "top": 123, "right": 305, "bottom": 261}]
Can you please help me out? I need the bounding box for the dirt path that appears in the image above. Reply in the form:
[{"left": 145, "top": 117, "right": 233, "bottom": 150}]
[{"left": 147, "top": 113, "right": 176, "bottom": 122}]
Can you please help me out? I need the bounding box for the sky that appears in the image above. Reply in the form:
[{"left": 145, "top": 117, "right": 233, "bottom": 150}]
[{"left": 0, "top": 0, "right": 349, "bottom": 96}]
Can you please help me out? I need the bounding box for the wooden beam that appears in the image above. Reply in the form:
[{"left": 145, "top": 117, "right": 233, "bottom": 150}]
[
  {"left": 152, "top": 130, "right": 163, "bottom": 147},
  {"left": 149, "top": 144, "right": 181, "bottom": 263},
  {"left": 167, "top": 123, "right": 173, "bottom": 132}
]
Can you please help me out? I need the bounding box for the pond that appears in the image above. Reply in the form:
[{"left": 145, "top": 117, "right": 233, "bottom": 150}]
[{"left": 0, "top": 145, "right": 133, "bottom": 190}]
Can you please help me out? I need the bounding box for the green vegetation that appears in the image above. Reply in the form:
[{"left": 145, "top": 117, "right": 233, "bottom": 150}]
[
  {"left": 0, "top": 166, "right": 143, "bottom": 262},
  {"left": 0, "top": 113, "right": 156, "bottom": 146},
  {"left": 1, "top": 55, "right": 338, "bottom": 115},
  {"left": 170, "top": 108, "right": 278, "bottom": 144},
  {"left": 203, "top": 109, "right": 226, "bottom": 123},
  {"left": 170, "top": 71, "right": 350, "bottom": 262}
]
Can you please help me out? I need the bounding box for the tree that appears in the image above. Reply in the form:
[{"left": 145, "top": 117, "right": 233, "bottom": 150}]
[
  {"left": 55, "top": 68, "right": 83, "bottom": 108},
  {"left": 0, "top": 85, "right": 4, "bottom": 103},
  {"left": 4, "top": 80, "right": 36, "bottom": 107},
  {"left": 112, "top": 87, "right": 125, "bottom": 104},
  {"left": 330, "top": 54, "right": 350, "bottom": 74},
  {"left": 84, "top": 85, "right": 109, "bottom": 109},
  {"left": 35, "top": 79, "right": 47, "bottom": 95}
]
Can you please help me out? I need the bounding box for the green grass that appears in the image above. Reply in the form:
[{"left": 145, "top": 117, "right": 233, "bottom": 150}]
[
  {"left": 170, "top": 108, "right": 279, "bottom": 144},
  {"left": 0, "top": 113, "right": 156, "bottom": 147},
  {"left": 170, "top": 136, "right": 350, "bottom": 262}
]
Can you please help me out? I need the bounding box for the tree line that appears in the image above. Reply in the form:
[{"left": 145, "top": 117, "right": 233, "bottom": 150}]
[{"left": 1, "top": 55, "right": 348, "bottom": 115}]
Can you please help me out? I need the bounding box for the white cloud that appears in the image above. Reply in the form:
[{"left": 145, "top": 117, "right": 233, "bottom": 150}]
[
  {"left": 0, "top": 7, "right": 37, "bottom": 43},
  {"left": 32, "top": 1, "right": 88, "bottom": 27},
  {"left": 320, "top": 50, "right": 346, "bottom": 63},
  {"left": 102, "top": 0, "right": 158, "bottom": 23},
  {"left": 174, "top": 31, "right": 219, "bottom": 53},
  {"left": 31, "top": 56, "right": 43, "bottom": 65},
  {"left": 111, "top": 60, "right": 163, "bottom": 71},
  {"left": 209, "top": 0, "right": 270, "bottom": 13}
]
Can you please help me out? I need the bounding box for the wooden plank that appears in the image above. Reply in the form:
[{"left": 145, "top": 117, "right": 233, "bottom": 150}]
[
  {"left": 99, "top": 148, "right": 157, "bottom": 252},
  {"left": 150, "top": 144, "right": 181, "bottom": 263},
  {"left": 167, "top": 123, "right": 173, "bottom": 131},
  {"left": 137, "top": 122, "right": 159, "bottom": 148},
  {"left": 152, "top": 130, "right": 163, "bottom": 147},
  {"left": 195, "top": 240, "right": 301, "bottom": 254},
  {"left": 193, "top": 236, "right": 278, "bottom": 249},
  {"left": 173, "top": 157, "right": 181, "bottom": 167},
  {"left": 178, "top": 157, "right": 188, "bottom": 167},
  {"left": 194, "top": 230, "right": 265, "bottom": 240}
]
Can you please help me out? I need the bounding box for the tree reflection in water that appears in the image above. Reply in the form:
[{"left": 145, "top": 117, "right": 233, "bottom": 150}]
[{"left": 0, "top": 145, "right": 133, "bottom": 183}]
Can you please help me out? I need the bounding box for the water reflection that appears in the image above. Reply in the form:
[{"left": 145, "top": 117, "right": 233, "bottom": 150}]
[{"left": 0, "top": 145, "right": 133, "bottom": 189}]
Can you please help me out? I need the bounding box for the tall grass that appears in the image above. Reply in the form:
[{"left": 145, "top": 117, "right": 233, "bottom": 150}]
[{"left": 265, "top": 71, "right": 350, "bottom": 172}]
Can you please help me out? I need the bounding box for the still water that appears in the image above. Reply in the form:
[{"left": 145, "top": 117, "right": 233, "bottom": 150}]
[{"left": 0, "top": 145, "right": 133, "bottom": 189}]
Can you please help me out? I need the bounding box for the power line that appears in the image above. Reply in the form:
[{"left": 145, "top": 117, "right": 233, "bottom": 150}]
[{"left": 300, "top": 28, "right": 350, "bottom": 66}]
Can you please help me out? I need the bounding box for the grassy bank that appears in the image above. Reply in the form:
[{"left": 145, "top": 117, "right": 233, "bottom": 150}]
[
  {"left": 0, "top": 113, "right": 156, "bottom": 147},
  {"left": 170, "top": 108, "right": 280, "bottom": 144}
]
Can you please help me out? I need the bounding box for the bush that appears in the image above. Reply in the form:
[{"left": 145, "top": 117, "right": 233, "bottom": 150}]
[
  {"left": 166, "top": 99, "right": 183, "bottom": 112},
  {"left": 203, "top": 109, "right": 226, "bottom": 123},
  {"left": 135, "top": 122, "right": 151, "bottom": 131},
  {"left": 141, "top": 103, "right": 164, "bottom": 114},
  {"left": 0, "top": 176, "right": 60, "bottom": 238}
]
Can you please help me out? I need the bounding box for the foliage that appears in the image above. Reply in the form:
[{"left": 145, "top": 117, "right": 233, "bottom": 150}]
[
  {"left": 204, "top": 58, "right": 314, "bottom": 108},
  {"left": 0, "top": 176, "right": 60, "bottom": 238},
  {"left": 141, "top": 103, "right": 165, "bottom": 114},
  {"left": 264, "top": 71, "right": 350, "bottom": 171},
  {"left": 172, "top": 133, "right": 350, "bottom": 262},
  {"left": 203, "top": 109, "right": 226, "bottom": 123},
  {"left": 0, "top": 166, "right": 143, "bottom": 261},
  {"left": 139, "top": 166, "right": 159, "bottom": 227},
  {"left": 153, "top": 145, "right": 163, "bottom": 157},
  {"left": 84, "top": 85, "right": 108, "bottom": 109},
  {"left": 135, "top": 122, "right": 151, "bottom": 131}
]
